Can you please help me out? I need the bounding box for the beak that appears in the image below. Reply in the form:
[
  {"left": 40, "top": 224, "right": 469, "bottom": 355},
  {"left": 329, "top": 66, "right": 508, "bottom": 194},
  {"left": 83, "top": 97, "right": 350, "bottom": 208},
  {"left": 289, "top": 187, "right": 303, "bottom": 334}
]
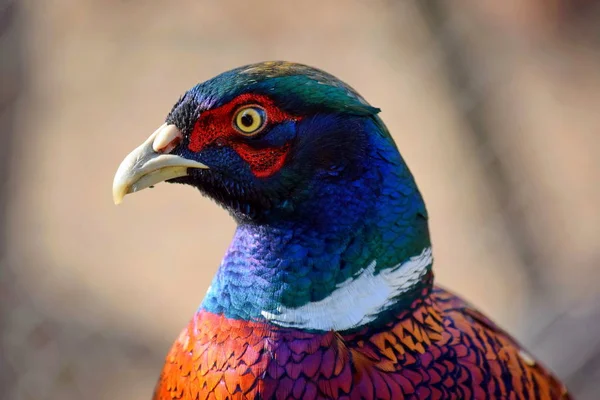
[{"left": 112, "top": 123, "right": 208, "bottom": 204}]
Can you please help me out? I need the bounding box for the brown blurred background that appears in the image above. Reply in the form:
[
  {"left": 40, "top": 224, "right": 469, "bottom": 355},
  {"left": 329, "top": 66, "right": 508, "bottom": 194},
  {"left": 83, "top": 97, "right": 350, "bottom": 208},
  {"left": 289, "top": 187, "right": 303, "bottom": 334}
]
[{"left": 1, "top": 0, "right": 599, "bottom": 399}]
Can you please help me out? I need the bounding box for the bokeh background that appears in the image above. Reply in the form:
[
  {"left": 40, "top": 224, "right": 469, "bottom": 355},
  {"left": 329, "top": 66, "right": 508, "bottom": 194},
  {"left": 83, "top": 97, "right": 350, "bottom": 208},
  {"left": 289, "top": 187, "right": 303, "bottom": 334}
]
[{"left": 1, "top": 0, "right": 599, "bottom": 399}]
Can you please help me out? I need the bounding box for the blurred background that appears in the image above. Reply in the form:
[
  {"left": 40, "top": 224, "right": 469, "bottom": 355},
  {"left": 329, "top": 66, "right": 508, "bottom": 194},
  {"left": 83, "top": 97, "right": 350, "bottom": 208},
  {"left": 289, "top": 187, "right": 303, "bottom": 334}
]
[{"left": 0, "top": 0, "right": 599, "bottom": 399}]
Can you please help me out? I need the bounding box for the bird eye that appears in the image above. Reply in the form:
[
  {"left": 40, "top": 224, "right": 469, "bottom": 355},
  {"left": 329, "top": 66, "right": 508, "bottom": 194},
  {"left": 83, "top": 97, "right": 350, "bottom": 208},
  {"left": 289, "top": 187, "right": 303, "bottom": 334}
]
[{"left": 233, "top": 106, "right": 266, "bottom": 136}]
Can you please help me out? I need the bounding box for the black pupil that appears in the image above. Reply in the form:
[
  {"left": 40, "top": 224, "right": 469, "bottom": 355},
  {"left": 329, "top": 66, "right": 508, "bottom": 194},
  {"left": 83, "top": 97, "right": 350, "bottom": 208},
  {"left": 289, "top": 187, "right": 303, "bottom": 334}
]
[{"left": 241, "top": 112, "right": 254, "bottom": 128}]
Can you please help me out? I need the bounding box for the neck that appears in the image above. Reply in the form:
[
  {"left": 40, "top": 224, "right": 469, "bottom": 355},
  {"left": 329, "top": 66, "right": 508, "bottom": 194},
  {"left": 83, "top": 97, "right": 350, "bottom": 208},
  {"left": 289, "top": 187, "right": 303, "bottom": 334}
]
[{"left": 200, "top": 118, "right": 432, "bottom": 332}]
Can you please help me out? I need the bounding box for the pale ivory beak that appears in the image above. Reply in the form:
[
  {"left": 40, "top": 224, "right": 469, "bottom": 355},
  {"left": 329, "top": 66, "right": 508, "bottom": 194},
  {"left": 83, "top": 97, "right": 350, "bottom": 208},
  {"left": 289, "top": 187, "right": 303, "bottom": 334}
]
[{"left": 112, "top": 123, "right": 208, "bottom": 204}]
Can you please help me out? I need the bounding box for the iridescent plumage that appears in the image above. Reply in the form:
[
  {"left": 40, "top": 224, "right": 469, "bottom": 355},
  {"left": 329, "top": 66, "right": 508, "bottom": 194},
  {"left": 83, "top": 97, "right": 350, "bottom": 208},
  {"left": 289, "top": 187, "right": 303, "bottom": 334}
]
[
  {"left": 154, "top": 285, "right": 569, "bottom": 399},
  {"left": 113, "top": 62, "right": 571, "bottom": 399}
]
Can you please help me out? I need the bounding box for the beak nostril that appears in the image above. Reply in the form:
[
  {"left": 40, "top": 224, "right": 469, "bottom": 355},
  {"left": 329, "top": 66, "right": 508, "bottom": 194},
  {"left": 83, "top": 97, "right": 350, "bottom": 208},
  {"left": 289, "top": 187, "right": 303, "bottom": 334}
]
[
  {"left": 155, "top": 136, "right": 182, "bottom": 154},
  {"left": 153, "top": 124, "right": 183, "bottom": 154}
]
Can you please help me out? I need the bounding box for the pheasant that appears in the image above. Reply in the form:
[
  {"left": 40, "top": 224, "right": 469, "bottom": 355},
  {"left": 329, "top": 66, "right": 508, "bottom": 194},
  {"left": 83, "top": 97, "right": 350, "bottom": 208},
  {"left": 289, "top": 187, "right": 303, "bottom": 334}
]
[{"left": 113, "top": 62, "right": 570, "bottom": 399}]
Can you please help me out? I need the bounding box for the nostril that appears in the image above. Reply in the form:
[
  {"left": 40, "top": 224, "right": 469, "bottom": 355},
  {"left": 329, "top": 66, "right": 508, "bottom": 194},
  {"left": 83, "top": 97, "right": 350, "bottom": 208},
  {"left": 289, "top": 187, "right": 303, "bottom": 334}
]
[
  {"left": 153, "top": 124, "right": 183, "bottom": 154},
  {"left": 155, "top": 136, "right": 182, "bottom": 154}
]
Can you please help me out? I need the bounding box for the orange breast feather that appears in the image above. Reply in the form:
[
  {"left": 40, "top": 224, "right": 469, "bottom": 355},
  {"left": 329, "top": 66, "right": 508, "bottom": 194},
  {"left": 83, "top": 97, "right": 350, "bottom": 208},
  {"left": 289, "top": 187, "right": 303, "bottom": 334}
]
[{"left": 153, "top": 287, "right": 570, "bottom": 400}]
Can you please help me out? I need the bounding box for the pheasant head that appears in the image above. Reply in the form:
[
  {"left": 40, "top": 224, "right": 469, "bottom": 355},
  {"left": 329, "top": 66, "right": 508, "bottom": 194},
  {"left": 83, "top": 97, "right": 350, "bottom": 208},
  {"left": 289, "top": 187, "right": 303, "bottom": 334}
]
[{"left": 113, "top": 61, "right": 431, "bottom": 331}]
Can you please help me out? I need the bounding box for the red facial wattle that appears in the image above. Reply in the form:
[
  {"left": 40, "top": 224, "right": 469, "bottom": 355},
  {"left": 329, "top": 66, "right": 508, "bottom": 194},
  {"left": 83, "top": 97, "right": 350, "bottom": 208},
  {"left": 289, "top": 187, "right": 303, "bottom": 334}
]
[{"left": 187, "top": 94, "right": 298, "bottom": 178}]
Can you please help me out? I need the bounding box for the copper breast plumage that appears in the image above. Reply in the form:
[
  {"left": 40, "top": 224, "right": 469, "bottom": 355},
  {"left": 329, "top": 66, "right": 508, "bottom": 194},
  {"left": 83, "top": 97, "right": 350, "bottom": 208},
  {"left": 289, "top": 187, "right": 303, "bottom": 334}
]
[{"left": 153, "top": 287, "right": 570, "bottom": 400}]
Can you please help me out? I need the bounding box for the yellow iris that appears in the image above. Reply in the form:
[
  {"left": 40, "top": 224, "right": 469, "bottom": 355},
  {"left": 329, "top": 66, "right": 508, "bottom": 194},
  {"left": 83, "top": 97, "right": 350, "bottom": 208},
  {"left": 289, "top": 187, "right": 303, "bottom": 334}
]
[{"left": 234, "top": 106, "right": 266, "bottom": 135}]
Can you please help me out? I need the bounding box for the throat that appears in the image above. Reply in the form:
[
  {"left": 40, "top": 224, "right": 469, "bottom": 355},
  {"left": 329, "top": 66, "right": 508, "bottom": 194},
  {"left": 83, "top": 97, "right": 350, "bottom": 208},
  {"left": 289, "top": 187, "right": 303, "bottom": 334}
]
[{"left": 200, "top": 222, "right": 433, "bottom": 331}]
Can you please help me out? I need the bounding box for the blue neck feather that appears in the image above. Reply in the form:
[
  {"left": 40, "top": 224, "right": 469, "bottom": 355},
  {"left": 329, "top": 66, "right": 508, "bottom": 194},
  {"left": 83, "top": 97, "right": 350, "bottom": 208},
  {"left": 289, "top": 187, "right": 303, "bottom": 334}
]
[{"left": 200, "top": 116, "right": 431, "bottom": 327}]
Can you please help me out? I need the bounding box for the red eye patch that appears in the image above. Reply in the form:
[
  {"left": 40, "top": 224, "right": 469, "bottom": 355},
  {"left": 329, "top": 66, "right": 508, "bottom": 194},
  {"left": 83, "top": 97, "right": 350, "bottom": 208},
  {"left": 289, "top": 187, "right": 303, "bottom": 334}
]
[{"left": 188, "top": 94, "right": 298, "bottom": 178}]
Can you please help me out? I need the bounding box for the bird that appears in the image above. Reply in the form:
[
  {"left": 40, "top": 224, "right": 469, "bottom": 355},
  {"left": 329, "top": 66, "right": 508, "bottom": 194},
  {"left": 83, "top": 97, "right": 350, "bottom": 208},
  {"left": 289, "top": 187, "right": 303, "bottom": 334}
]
[{"left": 112, "top": 61, "right": 571, "bottom": 400}]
